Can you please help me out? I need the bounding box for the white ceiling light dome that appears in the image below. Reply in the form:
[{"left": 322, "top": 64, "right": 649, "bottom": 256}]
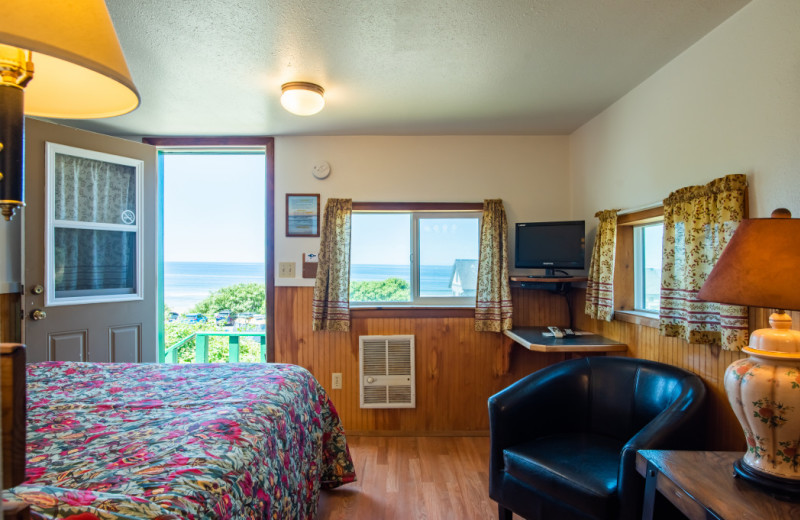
[{"left": 280, "top": 82, "right": 325, "bottom": 116}]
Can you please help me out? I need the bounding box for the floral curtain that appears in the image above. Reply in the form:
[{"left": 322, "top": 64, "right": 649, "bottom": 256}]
[
  {"left": 475, "top": 199, "right": 512, "bottom": 332},
  {"left": 312, "top": 199, "right": 352, "bottom": 331},
  {"left": 585, "top": 209, "right": 619, "bottom": 321},
  {"left": 659, "top": 174, "right": 748, "bottom": 350}
]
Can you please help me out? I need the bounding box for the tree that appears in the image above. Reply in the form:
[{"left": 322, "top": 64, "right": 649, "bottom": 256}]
[
  {"left": 191, "top": 282, "right": 266, "bottom": 314},
  {"left": 350, "top": 277, "right": 410, "bottom": 302},
  {"left": 165, "top": 284, "right": 266, "bottom": 364}
]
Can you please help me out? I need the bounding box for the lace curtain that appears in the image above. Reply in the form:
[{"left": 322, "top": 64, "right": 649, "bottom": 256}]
[
  {"left": 54, "top": 153, "right": 137, "bottom": 293},
  {"left": 475, "top": 199, "right": 512, "bottom": 332},
  {"left": 659, "top": 174, "right": 749, "bottom": 350},
  {"left": 312, "top": 199, "right": 352, "bottom": 331},
  {"left": 585, "top": 209, "right": 619, "bottom": 321}
]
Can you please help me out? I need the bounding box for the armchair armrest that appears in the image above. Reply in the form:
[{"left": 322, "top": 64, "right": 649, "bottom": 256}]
[
  {"left": 617, "top": 376, "right": 706, "bottom": 519},
  {"left": 488, "top": 359, "right": 591, "bottom": 492}
]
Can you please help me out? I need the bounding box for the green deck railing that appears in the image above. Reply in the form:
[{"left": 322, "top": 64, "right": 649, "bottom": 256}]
[{"left": 164, "top": 331, "right": 267, "bottom": 363}]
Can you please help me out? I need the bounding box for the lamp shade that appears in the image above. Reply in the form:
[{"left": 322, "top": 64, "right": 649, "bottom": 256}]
[
  {"left": 698, "top": 217, "right": 800, "bottom": 311},
  {"left": 0, "top": 0, "right": 140, "bottom": 118},
  {"left": 280, "top": 82, "right": 325, "bottom": 116}
]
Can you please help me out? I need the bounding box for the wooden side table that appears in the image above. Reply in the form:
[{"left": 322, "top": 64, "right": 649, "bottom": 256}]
[{"left": 636, "top": 450, "right": 800, "bottom": 519}]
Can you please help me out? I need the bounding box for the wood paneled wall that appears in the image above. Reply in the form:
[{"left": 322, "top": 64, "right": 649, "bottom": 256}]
[
  {"left": 274, "top": 286, "right": 573, "bottom": 434},
  {"left": 274, "top": 285, "right": 775, "bottom": 449}
]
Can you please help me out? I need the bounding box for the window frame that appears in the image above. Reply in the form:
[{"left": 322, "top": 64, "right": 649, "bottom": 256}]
[
  {"left": 349, "top": 202, "right": 483, "bottom": 309},
  {"left": 142, "top": 136, "right": 276, "bottom": 363},
  {"left": 614, "top": 206, "right": 663, "bottom": 328},
  {"left": 632, "top": 222, "right": 663, "bottom": 313}
]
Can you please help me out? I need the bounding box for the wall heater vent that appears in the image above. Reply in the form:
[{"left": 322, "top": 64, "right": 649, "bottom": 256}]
[{"left": 359, "top": 335, "right": 415, "bottom": 409}]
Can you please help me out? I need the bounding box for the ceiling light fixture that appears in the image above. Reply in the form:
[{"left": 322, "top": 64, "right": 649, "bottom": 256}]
[{"left": 280, "top": 82, "right": 325, "bottom": 116}]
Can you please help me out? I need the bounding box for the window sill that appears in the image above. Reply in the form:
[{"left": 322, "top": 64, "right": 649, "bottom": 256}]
[
  {"left": 614, "top": 310, "right": 659, "bottom": 329},
  {"left": 350, "top": 307, "right": 474, "bottom": 319}
]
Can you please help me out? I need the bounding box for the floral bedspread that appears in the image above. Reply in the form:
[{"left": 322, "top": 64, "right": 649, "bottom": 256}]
[{"left": 3, "top": 362, "right": 356, "bottom": 519}]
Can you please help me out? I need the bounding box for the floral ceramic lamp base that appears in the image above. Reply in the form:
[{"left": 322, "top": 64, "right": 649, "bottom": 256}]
[{"left": 725, "top": 312, "right": 800, "bottom": 501}]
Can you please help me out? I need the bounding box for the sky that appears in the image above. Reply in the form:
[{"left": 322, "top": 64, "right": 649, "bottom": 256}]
[
  {"left": 163, "top": 153, "right": 266, "bottom": 263},
  {"left": 644, "top": 224, "right": 663, "bottom": 269}
]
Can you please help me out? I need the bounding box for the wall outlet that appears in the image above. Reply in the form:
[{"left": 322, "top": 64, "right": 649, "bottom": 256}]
[
  {"left": 279, "top": 262, "right": 296, "bottom": 278},
  {"left": 332, "top": 372, "right": 342, "bottom": 390}
]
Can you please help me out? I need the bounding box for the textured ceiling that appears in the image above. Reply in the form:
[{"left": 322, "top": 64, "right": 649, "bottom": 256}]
[{"left": 54, "top": 0, "right": 751, "bottom": 137}]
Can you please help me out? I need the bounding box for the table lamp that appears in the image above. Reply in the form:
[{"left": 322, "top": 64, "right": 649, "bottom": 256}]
[
  {"left": 698, "top": 208, "right": 800, "bottom": 499},
  {"left": 0, "top": 0, "right": 140, "bottom": 221},
  {"left": 1, "top": 0, "right": 139, "bottom": 495}
]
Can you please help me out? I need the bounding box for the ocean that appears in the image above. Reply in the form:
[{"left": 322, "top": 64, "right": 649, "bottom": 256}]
[
  {"left": 164, "top": 262, "right": 465, "bottom": 312},
  {"left": 165, "top": 262, "right": 265, "bottom": 312}
]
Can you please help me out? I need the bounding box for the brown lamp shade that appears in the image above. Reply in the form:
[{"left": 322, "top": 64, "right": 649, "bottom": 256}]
[{"left": 698, "top": 218, "right": 800, "bottom": 311}]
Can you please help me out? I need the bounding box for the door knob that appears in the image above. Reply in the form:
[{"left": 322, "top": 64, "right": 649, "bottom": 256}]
[{"left": 30, "top": 309, "right": 47, "bottom": 321}]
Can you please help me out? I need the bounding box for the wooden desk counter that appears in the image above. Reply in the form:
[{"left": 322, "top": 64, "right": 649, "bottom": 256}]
[
  {"left": 636, "top": 450, "right": 800, "bottom": 520},
  {"left": 503, "top": 327, "right": 627, "bottom": 353}
]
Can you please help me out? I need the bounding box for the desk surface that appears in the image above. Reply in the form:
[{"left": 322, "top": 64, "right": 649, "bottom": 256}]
[
  {"left": 503, "top": 327, "right": 627, "bottom": 353},
  {"left": 636, "top": 450, "right": 800, "bottom": 519}
]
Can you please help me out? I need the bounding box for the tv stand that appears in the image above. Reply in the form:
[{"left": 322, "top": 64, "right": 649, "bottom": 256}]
[
  {"left": 509, "top": 276, "right": 588, "bottom": 328},
  {"left": 510, "top": 276, "right": 587, "bottom": 285}
]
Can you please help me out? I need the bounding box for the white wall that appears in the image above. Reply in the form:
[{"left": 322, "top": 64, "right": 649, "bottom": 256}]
[
  {"left": 274, "top": 135, "right": 570, "bottom": 285},
  {"left": 570, "top": 0, "right": 800, "bottom": 224}
]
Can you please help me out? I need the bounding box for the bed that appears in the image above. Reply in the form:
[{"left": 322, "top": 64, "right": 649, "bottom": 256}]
[{"left": 3, "top": 361, "right": 356, "bottom": 519}]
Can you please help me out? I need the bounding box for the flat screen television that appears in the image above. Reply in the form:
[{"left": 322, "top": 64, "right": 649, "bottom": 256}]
[{"left": 515, "top": 220, "right": 585, "bottom": 276}]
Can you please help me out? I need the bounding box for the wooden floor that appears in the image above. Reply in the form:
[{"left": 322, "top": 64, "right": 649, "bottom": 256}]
[{"left": 318, "top": 436, "right": 520, "bottom": 520}]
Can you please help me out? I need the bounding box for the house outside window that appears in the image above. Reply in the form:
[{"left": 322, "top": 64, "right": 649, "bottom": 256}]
[{"left": 349, "top": 208, "right": 481, "bottom": 306}]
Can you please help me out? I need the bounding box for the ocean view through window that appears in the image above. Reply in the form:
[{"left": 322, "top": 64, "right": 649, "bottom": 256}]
[
  {"left": 162, "top": 151, "right": 266, "bottom": 362},
  {"left": 164, "top": 261, "right": 265, "bottom": 313},
  {"left": 349, "top": 210, "right": 481, "bottom": 305}
]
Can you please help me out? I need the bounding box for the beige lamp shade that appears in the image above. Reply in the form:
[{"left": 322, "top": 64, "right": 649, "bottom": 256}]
[
  {"left": 698, "top": 217, "right": 800, "bottom": 311},
  {"left": 0, "top": 0, "right": 139, "bottom": 118}
]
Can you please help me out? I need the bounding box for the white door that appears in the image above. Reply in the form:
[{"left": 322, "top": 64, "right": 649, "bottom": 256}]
[{"left": 23, "top": 119, "right": 157, "bottom": 363}]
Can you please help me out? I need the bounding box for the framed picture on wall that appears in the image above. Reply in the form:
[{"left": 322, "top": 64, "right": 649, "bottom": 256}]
[{"left": 286, "top": 194, "right": 320, "bottom": 237}]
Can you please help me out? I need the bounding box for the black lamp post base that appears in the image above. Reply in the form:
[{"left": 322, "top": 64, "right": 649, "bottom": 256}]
[
  {"left": 0, "top": 82, "right": 26, "bottom": 221},
  {"left": 733, "top": 458, "right": 800, "bottom": 502}
]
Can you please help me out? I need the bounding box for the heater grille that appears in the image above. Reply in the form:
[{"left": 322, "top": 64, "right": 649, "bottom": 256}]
[{"left": 359, "top": 335, "right": 415, "bottom": 409}]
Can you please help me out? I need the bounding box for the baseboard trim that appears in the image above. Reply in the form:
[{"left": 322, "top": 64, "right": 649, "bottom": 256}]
[{"left": 345, "top": 430, "right": 490, "bottom": 437}]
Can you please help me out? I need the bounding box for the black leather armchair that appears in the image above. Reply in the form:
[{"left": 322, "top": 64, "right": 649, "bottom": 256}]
[{"left": 489, "top": 356, "right": 706, "bottom": 520}]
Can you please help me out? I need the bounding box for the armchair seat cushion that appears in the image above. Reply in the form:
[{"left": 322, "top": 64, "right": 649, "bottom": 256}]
[{"left": 503, "top": 433, "right": 624, "bottom": 518}]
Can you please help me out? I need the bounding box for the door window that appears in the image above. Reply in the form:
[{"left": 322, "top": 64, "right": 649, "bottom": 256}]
[{"left": 46, "top": 143, "right": 143, "bottom": 305}]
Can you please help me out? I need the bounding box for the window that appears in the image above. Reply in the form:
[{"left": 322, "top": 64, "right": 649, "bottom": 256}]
[
  {"left": 633, "top": 222, "right": 663, "bottom": 313},
  {"left": 46, "top": 143, "right": 143, "bottom": 306},
  {"left": 349, "top": 207, "right": 482, "bottom": 306},
  {"left": 614, "top": 206, "right": 663, "bottom": 324}
]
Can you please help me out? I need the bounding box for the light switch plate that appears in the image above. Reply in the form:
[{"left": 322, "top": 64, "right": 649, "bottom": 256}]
[{"left": 279, "top": 262, "right": 296, "bottom": 278}]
